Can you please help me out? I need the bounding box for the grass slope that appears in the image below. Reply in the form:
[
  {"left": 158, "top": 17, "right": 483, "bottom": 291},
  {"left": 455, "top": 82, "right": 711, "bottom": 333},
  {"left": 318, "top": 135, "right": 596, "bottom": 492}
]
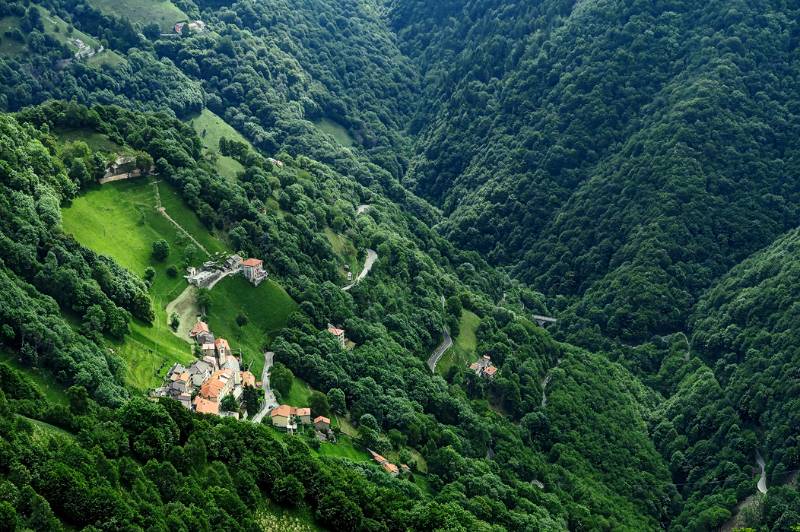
[
  {"left": 87, "top": 0, "right": 187, "bottom": 32},
  {"left": 323, "top": 227, "right": 358, "bottom": 282},
  {"left": 0, "top": 351, "right": 68, "bottom": 406},
  {"left": 189, "top": 109, "right": 250, "bottom": 180},
  {"left": 62, "top": 179, "right": 226, "bottom": 390},
  {"left": 313, "top": 118, "right": 354, "bottom": 147},
  {"left": 206, "top": 275, "right": 297, "bottom": 376},
  {"left": 437, "top": 310, "right": 479, "bottom": 375}
]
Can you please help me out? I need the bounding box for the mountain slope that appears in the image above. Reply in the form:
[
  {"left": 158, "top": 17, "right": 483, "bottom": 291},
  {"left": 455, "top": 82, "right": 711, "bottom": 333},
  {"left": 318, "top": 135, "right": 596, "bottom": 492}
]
[{"left": 393, "top": 0, "right": 800, "bottom": 341}]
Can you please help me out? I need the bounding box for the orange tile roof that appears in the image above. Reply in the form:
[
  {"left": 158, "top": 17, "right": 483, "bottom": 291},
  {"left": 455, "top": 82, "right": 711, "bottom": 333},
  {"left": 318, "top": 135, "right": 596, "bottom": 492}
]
[
  {"left": 215, "top": 338, "right": 230, "bottom": 351},
  {"left": 314, "top": 416, "right": 330, "bottom": 425},
  {"left": 240, "top": 371, "right": 256, "bottom": 387},
  {"left": 382, "top": 462, "right": 399, "bottom": 474},
  {"left": 270, "top": 404, "right": 294, "bottom": 418},
  {"left": 296, "top": 407, "right": 310, "bottom": 417},
  {"left": 327, "top": 326, "right": 344, "bottom": 336},
  {"left": 242, "top": 258, "right": 262, "bottom": 267},
  {"left": 193, "top": 396, "right": 219, "bottom": 415},
  {"left": 189, "top": 321, "right": 209, "bottom": 336},
  {"left": 484, "top": 366, "right": 498, "bottom": 376}
]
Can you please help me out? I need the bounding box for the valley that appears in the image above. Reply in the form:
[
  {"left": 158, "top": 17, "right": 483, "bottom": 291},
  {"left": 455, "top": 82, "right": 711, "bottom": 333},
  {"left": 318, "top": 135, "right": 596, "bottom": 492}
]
[{"left": 0, "top": 0, "right": 797, "bottom": 530}]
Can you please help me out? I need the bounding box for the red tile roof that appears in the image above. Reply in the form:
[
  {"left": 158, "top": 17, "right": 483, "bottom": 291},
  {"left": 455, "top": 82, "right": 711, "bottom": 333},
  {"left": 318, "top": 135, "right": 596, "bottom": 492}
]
[
  {"left": 189, "top": 321, "right": 209, "bottom": 336},
  {"left": 314, "top": 416, "right": 330, "bottom": 425},
  {"left": 270, "top": 404, "right": 294, "bottom": 418},
  {"left": 484, "top": 366, "right": 498, "bottom": 376},
  {"left": 240, "top": 371, "right": 256, "bottom": 387},
  {"left": 242, "top": 258, "right": 263, "bottom": 267},
  {"left": 193, "top": 396, "right": 219, "bottom": 415},
  {"left": 327, "top": 326, "right": 344, "bottom": 336},
  {"left": 214, "top": 338, "right": 230, "bottom": 351},
  {"left": 296, "top": 407, "right": 310, "bottom": 417}
]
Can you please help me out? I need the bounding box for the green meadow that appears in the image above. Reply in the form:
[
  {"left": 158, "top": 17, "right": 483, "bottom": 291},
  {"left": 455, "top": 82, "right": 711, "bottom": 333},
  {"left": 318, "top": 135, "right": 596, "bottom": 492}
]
[
  {"left": 189, "top": 109, "right": 250, "bottom": 180},
  {"left": 87, "top": 0, "right": 186, "bottom": 31},
  {"left": 62, "top": 177, "right": 295, "bottom": 390},
  {"left": 437, "top": 310, "right": 480, "bottom": 375}
]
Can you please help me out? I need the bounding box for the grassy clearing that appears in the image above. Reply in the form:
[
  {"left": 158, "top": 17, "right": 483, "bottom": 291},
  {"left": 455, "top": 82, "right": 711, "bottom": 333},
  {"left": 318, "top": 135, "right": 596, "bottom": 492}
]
[
  {"left": 437, "top": 310, "right": 480, "bottom": 375},
  {"left": 256, "top": 504, "right": 321, "bottom": 532},
  {"left": 206, "top": 276, "right": 296, "bottom": 377},
  {"left": 189, "top": 109, "right": 250, "bottom": 180},
  {"left": 0, "top": 17, "right": 25, "bottom": 57},
  {"left": 319, "top": 435, "right": 371, "bottom": 462},
  {"left": 17, "top": 415, "right": 75, "bottom": 443},
  {"left": 323, "top": 228, "right": 359, "bottom": 282},
  {"left": 282, "top": 376, "right": 313, "bottom": 407},
  {"left": 62, "top": 179, "right": 225, "bottom": 390},
  {"left": 87, "top": 0, "right": 186, "bottom": 31},
  {"left": 55, "top": 127, "right": 123, "bottom": 154},
  {"left": 313, "top": 118, "right": 354, "bottom": 147},
  {"left": 0, "top": 351, "right": 68, "bottom": 406}
]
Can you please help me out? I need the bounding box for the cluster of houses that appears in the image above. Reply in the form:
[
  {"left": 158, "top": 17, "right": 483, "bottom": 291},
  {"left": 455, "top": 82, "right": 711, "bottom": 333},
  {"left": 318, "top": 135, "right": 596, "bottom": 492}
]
[
  {"left": 186, "top": 254, "right": 268, "bottom": 288},
  {"left": 174, "top": 20, "right": 206, "bottom": 34},
  {"left": 368, "top": 449, "right": 411, "bottom": 477},
  {"left": 270, "top": 405, "right": 332, "bottom": 436},
  {"left": 469, "top": 355, "right": 498, "bottom": 379},
  {"left": 152, "top": 320, "right": 256, "bottom": 418}
]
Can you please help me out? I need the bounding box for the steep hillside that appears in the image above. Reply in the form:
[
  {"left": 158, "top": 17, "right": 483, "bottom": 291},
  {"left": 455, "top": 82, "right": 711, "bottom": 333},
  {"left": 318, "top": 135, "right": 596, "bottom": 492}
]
[{"left": 393, "top": 0, "right": 800, "bottom": 341}]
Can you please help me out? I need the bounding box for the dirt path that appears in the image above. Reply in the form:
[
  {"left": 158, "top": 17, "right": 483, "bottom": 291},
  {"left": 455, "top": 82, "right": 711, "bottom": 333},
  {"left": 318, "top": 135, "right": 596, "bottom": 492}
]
[
  {"left": 757, "top": 452, "right": 767, "bottom": 494},
  {"left": 677, "top": 332, "right": 691, "bottom": 362},
  {"left": 98, "top": 169, "right": 145, "bottom": 184},
  {"left": 164, "top": 285, "right": 199, "bottom": 342},
  {"left": 342, "top": 249, "right": 377, "bottom": 291},
  {"left": 157, "top": 207, "right": 210, "bottom": 257}
]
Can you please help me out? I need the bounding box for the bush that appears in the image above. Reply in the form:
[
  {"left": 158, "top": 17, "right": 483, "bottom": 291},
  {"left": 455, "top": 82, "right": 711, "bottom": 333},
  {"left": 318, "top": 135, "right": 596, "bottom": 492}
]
[
  {"left": 166, "top": 265, "right": 178, "bottom": 278},
  {"left": 152, "top": 239, "right": 170, "bottom": 262}
]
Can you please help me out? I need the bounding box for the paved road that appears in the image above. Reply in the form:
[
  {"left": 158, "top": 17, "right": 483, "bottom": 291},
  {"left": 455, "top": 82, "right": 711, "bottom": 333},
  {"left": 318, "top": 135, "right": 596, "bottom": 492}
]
[
  {"left": 342, "top": 249, "right": 377, "bottom": 291},
  {"left": 427, "top": 328, "right": 452, "bottom": 373},
  {"left": 757, "top": 452, "right": 768, "bottom": 494},
  {"left": 541, "top": 358, "right": 562, "bottom": 408},
  {"left": 251, "top": 351, "right": 278, "bottom": 424}
]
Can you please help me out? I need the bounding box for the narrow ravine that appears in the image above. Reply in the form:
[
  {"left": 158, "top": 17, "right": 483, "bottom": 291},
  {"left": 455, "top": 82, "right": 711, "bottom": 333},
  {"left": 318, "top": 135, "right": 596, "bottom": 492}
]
[{"left": 541, "top": 359, "right": 561, "bottom": 408}]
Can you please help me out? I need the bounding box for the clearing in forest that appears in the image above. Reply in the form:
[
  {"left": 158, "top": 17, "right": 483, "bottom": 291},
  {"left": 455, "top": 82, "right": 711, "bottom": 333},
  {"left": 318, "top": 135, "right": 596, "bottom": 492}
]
[
  {"left": 437, "top": 310, "right": 480, "bottom": 375},
  {"left": 87, "top": 0, "right": 186, "bottom": 32},
  {"left": 313, "top": 117, "right": 354, "bottom": 147},
  {"left": 189, "top": 109, "right": 252, "bottom": 180}
]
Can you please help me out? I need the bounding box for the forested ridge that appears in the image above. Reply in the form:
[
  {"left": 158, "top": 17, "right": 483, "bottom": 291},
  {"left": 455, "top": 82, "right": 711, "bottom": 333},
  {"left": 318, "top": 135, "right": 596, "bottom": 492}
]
[{"left": 0, "top": 0, "right": 798, "bottom": 530}]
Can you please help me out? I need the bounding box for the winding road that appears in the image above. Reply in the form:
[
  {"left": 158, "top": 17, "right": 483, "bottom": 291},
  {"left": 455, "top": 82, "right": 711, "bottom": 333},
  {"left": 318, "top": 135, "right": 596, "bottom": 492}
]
[
  {"left": 251, "top": 351, "right": 278, "bottom": 424},
  {"left": 756, "top": 452, "right": 768, "bottom": 494},
  {"left": 342, "top": 249, "right": 377, "bottom": 291},
  {"left": 427, "top": 328, "right": 453, "bottom": 373},
  {"left": 541, "top": 359, "right": 561, "bottom": 408}
]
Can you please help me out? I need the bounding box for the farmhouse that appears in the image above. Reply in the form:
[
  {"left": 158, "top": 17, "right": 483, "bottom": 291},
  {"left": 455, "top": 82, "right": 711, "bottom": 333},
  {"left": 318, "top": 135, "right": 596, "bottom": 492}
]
[
  {"left": 267, "top": 157, "right": 284, "bottom": 167},
  {"left": 189, "top": 321, "right": 210, "bottom": 338},
  {"left": 175, "top": 20, "right": 206, "bottom": 34},
  {"left": 368, "top": 449, "right": 399, "bottom": 476},
  {"left": 295, "top": 407, "right": 311, "bottom": 425},
  {"left": 242, "top": 258, "right": 268, "bottom": 286},
  {"left": 270, "top": 404, "right": 297, "bottom": 431},
  {"left": 469, "top": 355, "right": 498, "bottom": 379},
  {"left": 327, "top": 324, "right": 346, "bottom": 349},
  {"left": 314, "top": 416, "right": 331, "bottom": 431}
]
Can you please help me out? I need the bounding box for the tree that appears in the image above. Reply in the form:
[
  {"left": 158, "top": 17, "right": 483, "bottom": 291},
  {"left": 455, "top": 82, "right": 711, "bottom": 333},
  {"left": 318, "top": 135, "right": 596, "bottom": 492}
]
[
  {"left": 327, "top": 387, "right": 346, "bottom": 414},
  {"left": 144, "top": 267, "right": 156, "bottom": 283},
  {"left": 152, "top": 239, "right": 170, "bottom": 262},
  {"left": 236, "top": 312, "right": 248, "bottom": 327},
  {"left": 143, "top": 23, "right": 161, "bottom": 40},
  {"left": 220, "top": 395, "right": 238, "bottom": 412},
  {"left": 309, "top": 391, "right": 330, "bottom": 417},
  {"left": 270, "top": 363, "right": 293, "bottom": 397},
  {"left": 316, "top": 492, "right": 363, "bottom": 530},
  {"left": 196, "top": 288, "right": 211, "bottom": 313},
  {"left": 242, "top": 385, "right": 261, "bottom": 416},
  {"left": 67, "top": 385, "right": 90, "bottom": 415},
  {"left": 170, "top": 312, "right": 180, "bottom": 331},
  {"left": 271, "top": 475, "right": 304, "bottom": 507}
]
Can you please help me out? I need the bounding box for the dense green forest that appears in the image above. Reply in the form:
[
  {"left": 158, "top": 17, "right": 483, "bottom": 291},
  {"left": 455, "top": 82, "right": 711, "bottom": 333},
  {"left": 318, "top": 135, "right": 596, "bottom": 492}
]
[{"left": 0, "top": 0, "right": 798, "bottom": 530}]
